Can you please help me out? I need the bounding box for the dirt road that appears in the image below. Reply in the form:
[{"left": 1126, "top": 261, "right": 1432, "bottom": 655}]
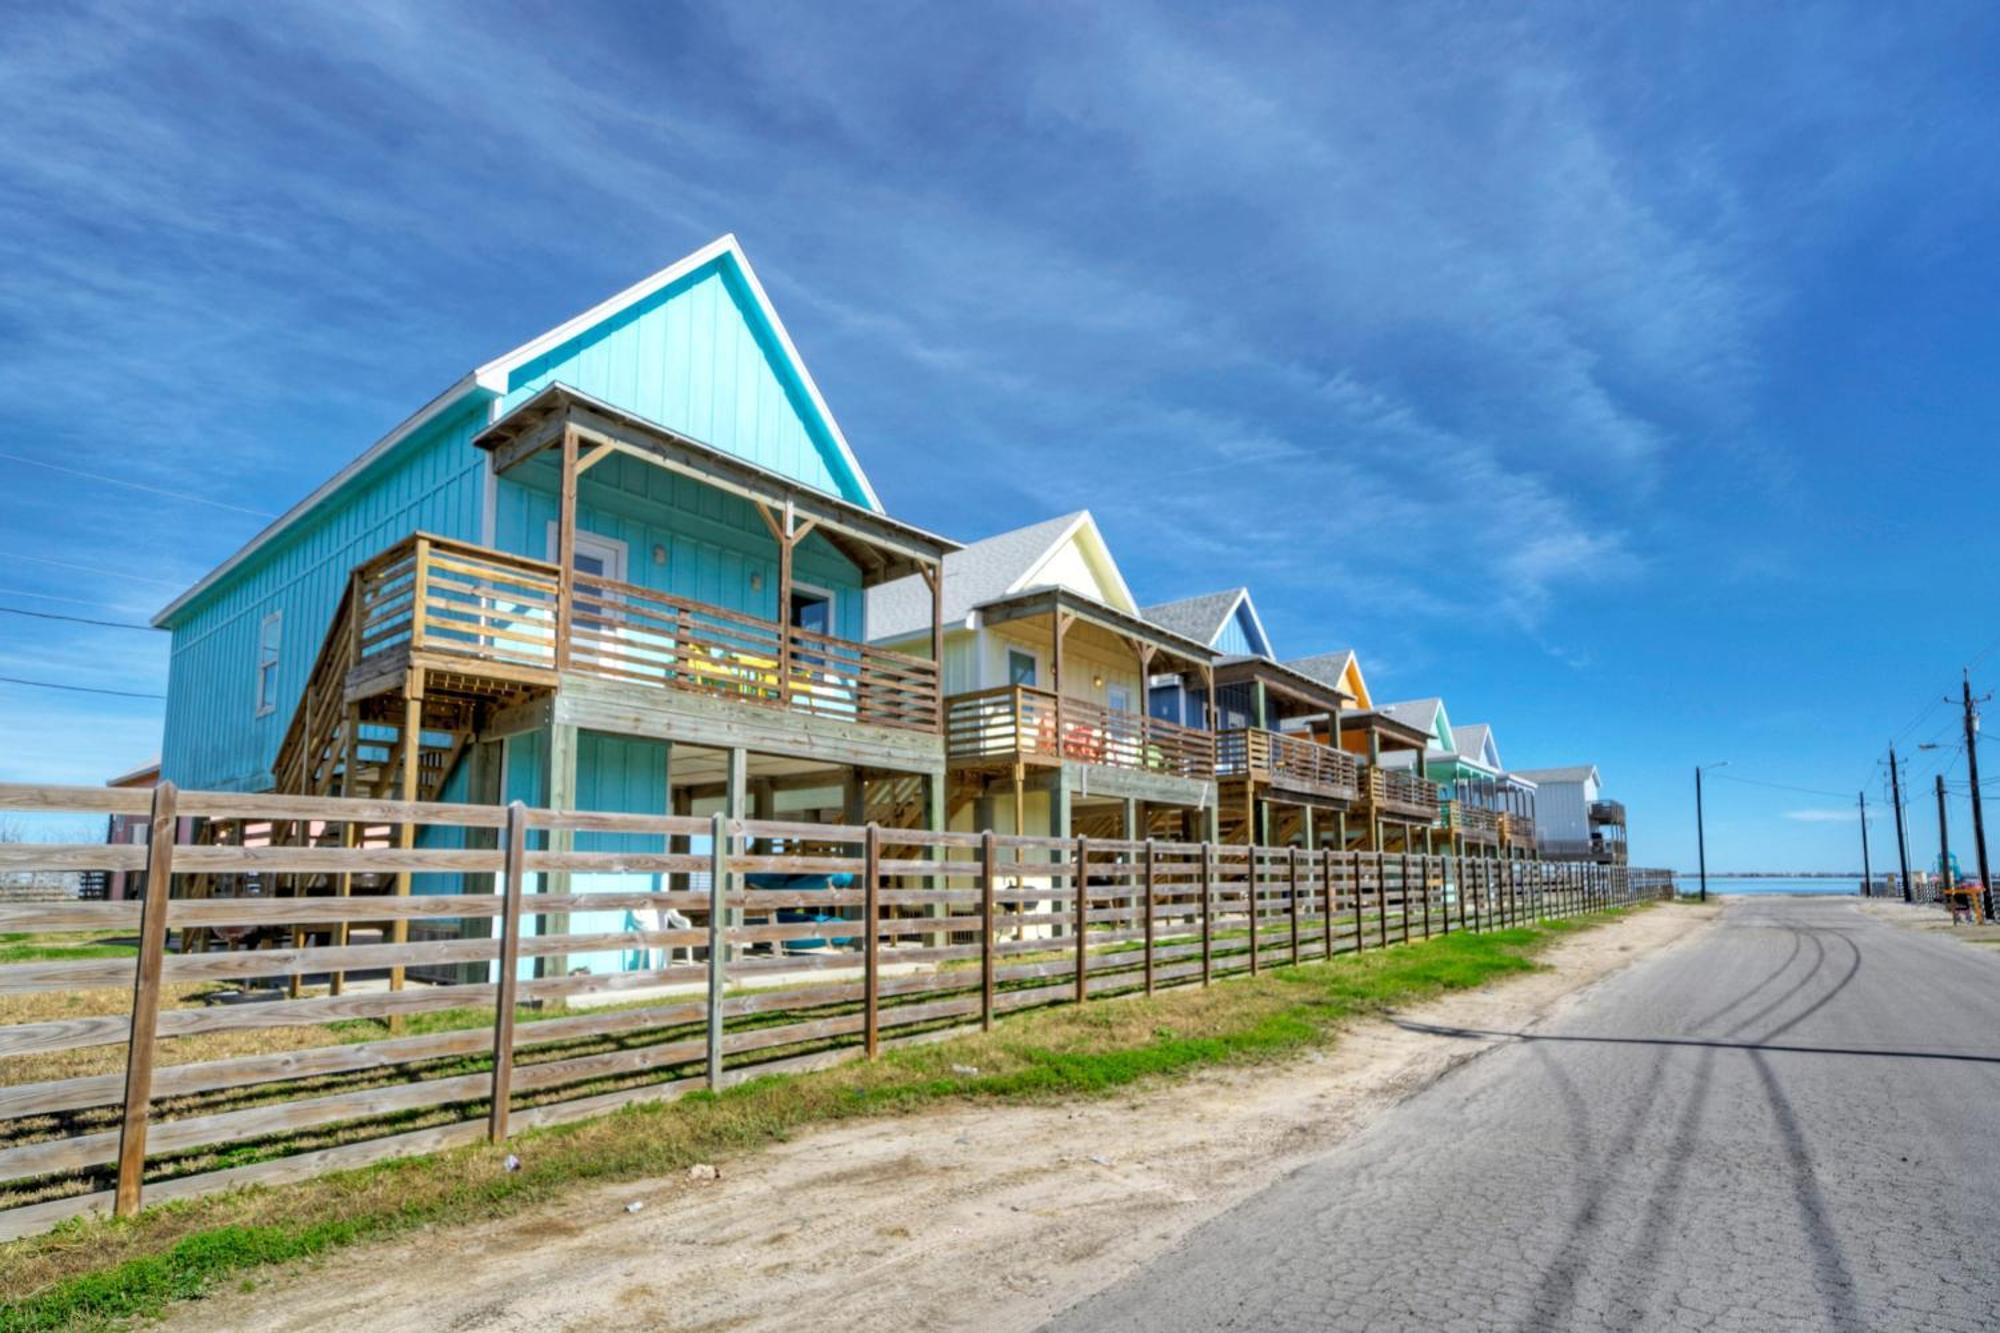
[{"left": 160, "top": 906, "right": 1712, "bottom": 1333}]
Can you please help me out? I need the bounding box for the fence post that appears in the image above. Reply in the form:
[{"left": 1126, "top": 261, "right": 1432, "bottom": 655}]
[
  {"left": 980, "top": 830, "right": 997, "bottom": 1030},
  {"left": 1142, "top": 839, "right": 1157, "bottom": 996},
  {"left": 1288, "top": 847, "right": 1302, "bottom": 965},
  {"left": 1200, "top": 841, "right": 1214, "bottom": 986},
  {"left": 114, "top": 782, "right": 178, "bottom": 1219},
  {"left": 1247, "top": 848, "right": 1261, "bottom": 976},
  {"left": 864, "top": 822, "right": 881, "bottom": 1058},
  {"left": 1325, "top": 847, "right": 1338, "bottom": 960},
  {"left": 1441, "top": 855, "right": 1452, "bottom": 937},
  {"left": 1074, "top": 835, "right": 1090, "bottom": 1004},
  {"left": 486, "top": 801, "right": 528, "bottom": 1143},
  {"left": 1421, "top": 854, "right": 1432, "bottom": 940},
  {"left": 1376, "top": 850, "right": 1388, "bottom": 948},
  {"left": 706, "top": 811, "right": 728, "bottom": 1091},
  {"left": 1400, "top": 851, "right": 1411, "bottom": 944}
]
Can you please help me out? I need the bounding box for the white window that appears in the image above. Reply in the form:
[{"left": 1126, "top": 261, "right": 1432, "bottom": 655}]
[{"left": 255, "top": 610, "right": 283, "bottom": 717}]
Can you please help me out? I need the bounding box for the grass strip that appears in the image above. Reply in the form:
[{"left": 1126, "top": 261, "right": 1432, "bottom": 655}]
[{"left": 0, "top": 909, "right": 1634, "bottom": 1332}]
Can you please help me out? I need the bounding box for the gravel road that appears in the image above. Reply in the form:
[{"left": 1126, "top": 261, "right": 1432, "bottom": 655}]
[{"left": 1045, "top": 897, "right": 2000, "bottom": 1333}]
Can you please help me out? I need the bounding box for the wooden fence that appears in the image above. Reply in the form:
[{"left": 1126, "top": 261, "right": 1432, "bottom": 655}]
[{"left": 0, "top": 781, "right": 1661, "bottom": 1241}]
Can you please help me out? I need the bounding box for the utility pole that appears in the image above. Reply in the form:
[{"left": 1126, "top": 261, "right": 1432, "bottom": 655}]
[
  {"left": 1936, "top": 773, "right": 1953, "bottom": 904},
  {"left": 1889, "top": 745, "right": 1913, "bottom": 903},
  {"left": 1960, "top": 671, "right": 1993, "bottom": 921},
  {"left": 1695, "top": 765, "right": 1709, "bottom": 903},
  {"left": 1858, "top": 790, "right": 1872, "bottom": 897}
]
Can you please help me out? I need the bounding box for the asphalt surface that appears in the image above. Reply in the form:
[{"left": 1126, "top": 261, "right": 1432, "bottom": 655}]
[{"left": 1043, "top": 898, "right": 2000, "bottom": 1332}]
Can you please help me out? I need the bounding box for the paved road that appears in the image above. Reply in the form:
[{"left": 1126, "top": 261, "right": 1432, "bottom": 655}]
[{"left": 1044, "top": 899, "right": 2000, "bottom": 1332}]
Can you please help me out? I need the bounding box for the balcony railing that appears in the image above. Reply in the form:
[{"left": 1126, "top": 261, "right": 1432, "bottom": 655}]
[
  {"left": 1444, "top": 800, "right": 1501, "bottom": 842},
  {"left": 1499, "top": 811, "right": 1536, "bottom": 846},
  {"left": 1215, "top": 727, "right": 1358, "bottom": 800},
  {"left": 1361, "top": 765, "right": 1441, "bottom": 821},
  {"left": 945, "top": 686, "right": 1215, "bottom": 782},
  {"left": 1589, "top": 800, "right": 1627, "bottom": 827},
  {"left": 352, "top": 534, "right": 940, "bottom": 734}
]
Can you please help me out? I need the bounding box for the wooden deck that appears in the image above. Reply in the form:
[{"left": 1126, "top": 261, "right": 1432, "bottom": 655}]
[
  {"left": 1443, "top": 799, "right": 1502, "bottom": 845},
  {"left": 1215, "top": 727, "right": 1358, "bottom": 802},
  {"left": 945, "top": 686, "right": 1215, "bottom": 782},
  {"left": 1356, "top": 765, "right": 1441, "bottom": 823},
  {"left": 346, "top": 533, "right": 939, "bottom": 733}
]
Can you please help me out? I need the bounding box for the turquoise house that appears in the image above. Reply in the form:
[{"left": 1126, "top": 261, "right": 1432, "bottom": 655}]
[{"left": 151, "top": 236, "right": 956, "bottom": 979}]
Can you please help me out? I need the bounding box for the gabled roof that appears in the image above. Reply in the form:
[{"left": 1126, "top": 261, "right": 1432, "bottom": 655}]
[
  {"left": 1455, "top": 723, "right": 1502, "bottom": 772},
  {"left": 1378, "top": 697, "right": 1455, "bottom": 753},
  {"left": 1141, "top": 588, "right": 1270, "bottom": 656},
  {"left": 157, "top": 235, "right": 872, "bottom": 627},
  {"left": 1514, "top": 764, "right": 1601, "bottom": 785},
  {"left": 1285, "top": 649, "right": 1371, "bottom": 711},
  {"left": 867, "top": 511, "right": 1136, "bottom": 643}
]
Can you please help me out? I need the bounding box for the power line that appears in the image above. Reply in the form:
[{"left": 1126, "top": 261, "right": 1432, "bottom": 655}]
[
  {"left": 1706, "top": 771, "right": 1857, "bottom": 800},
  {"left": 0, "top": 605, "right": 154, "bottom": 630},
  {"left": 0, "top": 675, "right": 163, "bottom": 700},
  {"left": 0, "top": 551, "right": 183, "bottom": 588},
  {"left": 0, "top": 448, "right": 276, "bottom": 518}
]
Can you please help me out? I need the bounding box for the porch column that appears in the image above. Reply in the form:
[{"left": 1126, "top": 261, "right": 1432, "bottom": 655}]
[
  {"left": 1050, "top": 768, "right": 1072, "bottom": 938},
  {"left": 923, "top": 562, "right": 945, "bottom": 732},
  {"left": 721, "top": 746, "right": 748, "bottom": 961},
  {"left": 555, "top": 426, "right": 579, "bottom": 671},
  {"left": 925, "top": 770, "right": 947, "bottom": 948},
  {"left": 541, "top": 720, "right": 579, "bottom": 989},
  {"left": 390, "top": 668, "right": 426, "bottom": 1005}
]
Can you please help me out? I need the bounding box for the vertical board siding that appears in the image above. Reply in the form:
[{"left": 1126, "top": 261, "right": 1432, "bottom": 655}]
[
  {"left": 568, "top": 732, "right": 671, "bottom": 976},
  {"left": 494, "top": 452, "right": 864, "bottom": 641},
  {"left": 502, "top": 261, "right": 872, "bottom": 508},
  {"left": 160, "top": 398, "right": 492, "bottom": 790}
]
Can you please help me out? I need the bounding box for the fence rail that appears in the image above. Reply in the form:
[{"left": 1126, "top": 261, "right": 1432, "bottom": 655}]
[{"left": 0, "top": 781, "right": 1666, "bottom": 1241}]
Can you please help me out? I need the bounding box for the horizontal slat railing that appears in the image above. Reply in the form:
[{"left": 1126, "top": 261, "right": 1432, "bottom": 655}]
[
  {"left": 0, "top": 781, "right": 1665, "bottom": 1241},
  {"left": 1364, "top": 765, "right": 1441, "bottom": 820},
  {"left": 945, "top": 687, "right": 1214, "bottom": 781},
  {"left": 349, "top": 536, "right": 940, "bottom": 734},
  {"left": 1216, "top": 728, "right": 1357, "bottom": 797}
]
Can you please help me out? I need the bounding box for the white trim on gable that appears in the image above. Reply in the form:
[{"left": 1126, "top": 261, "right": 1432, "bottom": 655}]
[
  {"left": 1009, "top": 512, "right": 1139, "bottom": 614},
  {"left": 471, "top": 234, "right": 882, "bottom": 513}
]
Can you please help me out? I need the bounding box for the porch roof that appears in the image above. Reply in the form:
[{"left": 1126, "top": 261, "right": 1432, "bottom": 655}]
[
  {"left": 478, "top": 382, "right": 958, "bottom": 583},
  {"left": 1210, "top": 655, "right": 1354, "bottom": 715},
  {"left": 1338, "top": 708, "right": 1430, "bottom": 751},
  {"left": 973, "top": 585, "right": 1217, "bottom": 674}
]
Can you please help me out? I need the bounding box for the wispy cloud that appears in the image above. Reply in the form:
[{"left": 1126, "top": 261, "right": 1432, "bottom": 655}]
[{"left": 1785, "top": 809, "right": 1857, "bottom": 824}]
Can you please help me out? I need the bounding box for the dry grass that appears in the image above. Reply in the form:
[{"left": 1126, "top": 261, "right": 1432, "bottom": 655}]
[{"left": 0, "top": 910, "right": 1637, "bottom": 1331}]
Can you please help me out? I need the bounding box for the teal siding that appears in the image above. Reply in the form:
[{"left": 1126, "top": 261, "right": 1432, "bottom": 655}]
[
  {"left": 160, "top": 396, "right": 493, "bottom": 791},
  {"left": 503, "top": 260, "right": 874, "bottom": 508},
  {"left": 494, "top": 450, "right": 864, "bottom": 641},
  {"left": 568, "top": 732, "right": 672, "bottom": 975}
]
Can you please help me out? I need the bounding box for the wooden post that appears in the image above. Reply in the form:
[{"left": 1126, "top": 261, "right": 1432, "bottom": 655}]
[
  {"left": 980, "top": 830, "right": 997, "bottom": 1030},
  {"left": 411, "top": 535, "right": 432, "bottom": 652},
  {"left": 1376, "top": 850, "right": 1388, "bottom": 949},
  {"left": 391, "top": 677, "right": 423, "bottom": 1005},
  {"left": 1441, "top": 854, "right": 1452, "bottom": 936},
  {"left": 1421, "top": 854, "right": 1431, "bottom": 940},
  {"left": 1200, "top": 841, "right": 1214, "bottom": 986},
  {"left": 706, "top": 811, "right": 728, "bottom": 1090},
  {"left": 1142, "top": 839, "right": 1157, "bottom": 996},
  {"left": 114, "top": 782, "right": 178, "bottom": 1219},
  {"left": 554, "top": 425, "right": 578, "bottom": 671},
  {"left": 1073, "top": 835, "right": 1090, "bottom": 1004},
  {"left": 924, "top": 562, "right": 945, "bottom": 733},
  {"left": 776, "top": 502, "right": 795, "bottom": 706},
  {"left": 487, "top": 802, "right": 527, "bottom": 1143},
  {"left": 1323, "top": 847, "right": 1337, "bottom": 960},
  {"left": 863, "top": 822, "right": 881, "bottom": 1058},
  {"left": 1288, "top": 846, "right": 1302, "bottom": 965},
  {"left": 1247, "top": 848, "right": 1260, "bottom": 976}
]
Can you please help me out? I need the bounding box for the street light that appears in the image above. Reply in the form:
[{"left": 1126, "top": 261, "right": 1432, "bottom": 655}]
[{"left": 1696, "top": 762, "right": 1729, "bottom": 902}]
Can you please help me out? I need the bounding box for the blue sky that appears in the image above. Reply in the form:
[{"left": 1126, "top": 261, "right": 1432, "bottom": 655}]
[{"left": 2, "top": 2, "right": 1996, "bottom": 872}]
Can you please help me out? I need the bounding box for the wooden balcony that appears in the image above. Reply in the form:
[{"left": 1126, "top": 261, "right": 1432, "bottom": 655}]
[
  {"left": 349, "top": 534, "right": 940, "bottom": 734},
  {"left": 946, "top": 686, "right": 1215, "bottom": 782},
  {"left": 1215, "top": 728, "right": 1358, "bottom": 802},
  {"left": 1444, "top": 800, "right": 1501, "bottom": 844},
  {"left": 1499, "top": 811, "right": 1536, "bottom": 847},
  {"left": 1359, "top": 765, "right": 1440, "bottom": 822}
]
